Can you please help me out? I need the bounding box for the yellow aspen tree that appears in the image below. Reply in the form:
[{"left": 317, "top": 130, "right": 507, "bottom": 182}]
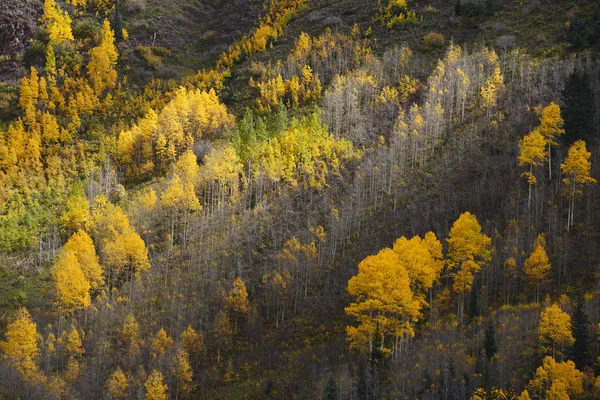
[
  {"left": 151, "top": 328, "right": 174, "bottom": 359},
  {"left": 527, "top": 356, "right": 583, "bottom": 399},
  {"left": 345, "top": 248, "right": 419, "bottom": 358},
  {"left": 172, "top": 348, "right": 193, "bottom": 396},
  {"left": 181, "top": 325, "right": 204, "bottom": 361},
  {"left": 41, "top": 0, "right": 74, "bottom": 43},
  {"left": 40, "top": 111, "right": 61, "bottom": 142},
  {"left": 537, "top": 102, "right": 565, "bottom": 179},
  {"left": 145, "top": 369, "right": 168, "bottom": 400},
  {"left": 446, "top": 212, "right": 491, "bottom": 321},
  {"left": 523, "top": 234, "right": 550, "bottom": 303},
  {"left": 121, "top": 314, "right": 141, "bottom": 346},
  {"left": 161, "top": 173, "right": 201, "bottom": 253},
  {"left": 65, "top": 327, "right": 84, "bottom": 359},
  {"left": 226, "top": 276, "right": 250, "bottom": 333},
  {"left": 516, "top": 390, "right": 531, "bottom": 400},
  {"left": 539, "top": 304, "right": 574, "bottom": 359},
  {"left": 560, "top": 140, "right": 596, "bottom": 230},
  {"left": 174, "top": 150, "right": 200, "bottom": 187},
  {"left": 50, "top": 250, "right": 91, "bottom": 315},
  {"left": 226, "top": 277, "right": 250, "bottom": 314},
  {"left": 0, "top": 308, "right": 42, "bottom": 381},
  {"left": 87, "top": 19, "right": 118, "bottom": 95},
  {"left": 59, "top": 192, "right": 91, "bottom": 232},
  {"left": 518, "top": 129, "right": 547, "bottom": 208},
  {"left": 19, "top": 67, "right": 39, "bottom": 123},
  {"left": 64, "top": 230, "right": 104, "bottom": 292},
  {"left": 106, "top": 367, "right": 128, "bottom": 399}
]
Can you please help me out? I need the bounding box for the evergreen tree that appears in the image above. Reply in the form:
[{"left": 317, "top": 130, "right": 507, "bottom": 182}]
[
  {"left": 568, "top": 299, "right": 592, "bottom": 370},
  {"left": 485, "top": 0, "right": 495, "bottom": 15},
  {"left": 561, "top": 71, "right": 596, "bottom": 144},
  {"left": 357, "top": 361, "right": 369, "bottom": 400},
  {"left": 484, "top": 318, "right": 498, "bottom": 361},
  {"left": 323, "top": 375, "right": 339, "bottom": 400},
  {"left": 112, "top": 6, "right": 124, "bottom": 43},
  {"left": 454, "top": 0, "right": 461, "bottom": 16},
  {"left": 466, "top": 285, "right": 480, "bottom": 325}
]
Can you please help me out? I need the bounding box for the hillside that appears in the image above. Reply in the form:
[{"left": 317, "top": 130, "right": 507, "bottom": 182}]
[{"left": 1, "top": 0, "right": 600, "bottom": 399}]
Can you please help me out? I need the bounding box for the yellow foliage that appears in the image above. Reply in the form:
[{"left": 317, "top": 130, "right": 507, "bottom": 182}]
[
  {"left": 145, "top": 369, "right": 168, "bottom": 400},
  {"left": 151, "top": 328, "right": 174, "bottom": 358},
  {"left": 51, "top": 250, "right": 91, "bottom": 314},
  {"left": 181, "top": 325, "right": 204, "bottom": 358},
  {"left": 161, "top": 173, "right": 202, "bottom": 212},
  {"left": 561, "top": 140, "right": 596, "bottom": 189},
  {"left": 42, "top": 0, "right": 74, "bottom": 43},
  {"left": 346, "top": 248, "right": 420, "bottom": 353},
  {"left": 172, "top": 348, "right": 193, "bottom": 393},
  {"left": 107, "top": 367, "right": 128, "bottom": 399},
  {"left": 538, "top": 304, "right": 574, "bottom": 352},
  {"left": 226, "top": 277, "right": 250, "bottom": 314},
  {"left": 88, "top": 20, "right": 118, "bottom": 95},
  {"left": 0, "top": 308, "right": 41, "bottom": 380},
  {"left": 538, "top": 102, "right": 565, "bottom": 147},
  {"left": 66, "top": 326, "right": 84, "bottom": 359},
  {"left": 60, "top": 192, "right": 90, "bottom": 231},
  {"left": 447, "top": 212, "right": 491, "bottom": 294},
  {"left": 523, "top": 234, "right": 550, "bottom": 285},
  {"left": 64, "top": 230, "right": 104, "bottom": 291},
  {"left": 528, "top": 356, "right": 583, "bottom": 399},
  {"left": 392, "top": 232, "right": 444, "bottom": 294}
]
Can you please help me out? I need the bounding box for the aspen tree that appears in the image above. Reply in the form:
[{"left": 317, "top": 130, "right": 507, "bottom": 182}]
[
  {"left": 527, "top": 356, "right": 582, "bottom": 399},
  {"left": 518, "top": 129, "right": 547, "bottom": 208},
  {"left": 50, "top": 250, "right": 91, "bottom": 315},
  {"left": 106, "top": 367, "right": 128, "bottom": 399},
  {"left": 446, "top": 212, "right": 491, "bottom": 321},
  {"left": 41, "top": 0, "right": 74, "bottom": 43},
  {"left": 0, "top": 308, "right": 42, "bottom": 381},
  {"left": 560, "top": 140, "right": 596, "bottom": 230},
  {"left": 172, "top": 348, "right": 193, "bottom": 397},
  {"left": 523, "top": 234, "right": 550, "bottom": 303},
  {"left": 88, "top": 20, "right": 118, "bottom": 95},
  {"left": 63, "top": 230, "right": 104, "bottom": 291},
  {"left": 539, "top": 304, "right": 574, "bottom": 359},
  {"left": 537, "top": 102, "right": 565, "bottom": 179},
  {"left": 145, "top": 369, "right": 168, "bottom": 400}
]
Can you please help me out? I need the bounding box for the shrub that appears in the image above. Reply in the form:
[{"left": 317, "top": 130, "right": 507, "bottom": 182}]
[
  {"left": 23, "top": 39, "right": 46, "bottom": 69},
  {"left": 73, "top": 18, "right": 101, "bottom": 42},
  {"left": 424, "top": 32, "right": 444, "bottom": 49}
]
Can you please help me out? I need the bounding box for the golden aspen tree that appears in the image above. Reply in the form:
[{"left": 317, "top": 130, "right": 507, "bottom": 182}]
[
  {"left": 93, "top": 199, "right": 151, "bottom": 286},
  {"left": 518, "top": 129, "right": 547, "bottom": 209},
  {"left": 516, "top": 390, "right": 531, "bottom": 400},
  {"left": 560, "top": 140, "right": 596, "bottom": 230},
  {"left": 537, "top": 102, "right": 565, "bottom": 179},
  {"left": 145, "top": 369, "right": 168, "bottom": 400},
  {"left": 0, "top": 308, "right": 42, "bottom": 381},
  {"left": 226, "top": 277, "right": 250, "bottom": 314},
  {"left": 527, "top": 356, "right": 583, "bottom": 399},
  {"left": 19, "top": 67, "right": 39, "bottom": 123},
  {"left": 523, "top": 234, "right": 550, "bottom": 303},
  {"left": 392, "top": 233, "right": 444, "bottom": 294},
  {"left": 63, "top": 230, "right": 104, "bottom": 291},
  {"left": 59, "top": 192, "right": 90, "bottom": 232},
  {"left": 41, "top": 0, "right": 74, "bottom": 43},
  {"left": 151, "top": 328, "right": 174, "bottom": 359},
  {"left": 87, "top": 19, "right": 118, "bottom": 95},
  {"left": 539, "top": 304, "right": 574, "bottom": 359},
  {"left": 121, "top": 314, "right": 141, "bottom": 346},
  {"left": 174, "top": 150, "right": 200, "bottom": 187},
  {"left": 40, "top": 111, "right": 61, "bottom": 142},
  {"left": 50, "top": 250, "right": 91, "bottom": 315},
  {"left": 345, "top": 248, "right": 419, "bottom": 357},
  {"left": 181, "top": 325, "right": 204, "bottom": 361},
  {"left": 446, "top": 212, "right": 491, "bottom": 321},
  {"left": 106, "top": 367, "right": 128, "bottom": 399},
  {"left": 65, "top": 327, "right": 84, "bottom": 359},
  {"left": 172, "top": 348, "right": 193, "bottom": 396}
]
